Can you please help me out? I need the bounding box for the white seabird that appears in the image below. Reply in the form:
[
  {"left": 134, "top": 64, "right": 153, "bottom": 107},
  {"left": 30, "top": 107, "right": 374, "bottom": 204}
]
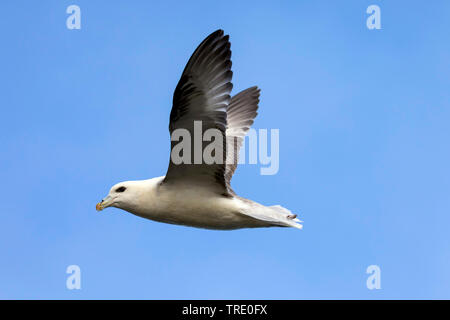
[{"left": 96, "top": 30, "right": 303, "bottom": 230}]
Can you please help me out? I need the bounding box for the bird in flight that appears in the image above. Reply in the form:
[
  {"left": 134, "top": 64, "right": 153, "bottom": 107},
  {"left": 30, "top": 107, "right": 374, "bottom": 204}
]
[{"left": 96, "top": 30, "right": 302, "bottom": 230}]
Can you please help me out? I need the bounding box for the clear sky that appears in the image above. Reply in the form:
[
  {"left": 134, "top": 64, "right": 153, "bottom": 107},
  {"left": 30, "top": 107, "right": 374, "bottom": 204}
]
[{"left": 1, "top": 0, "right": 449, "bottom": 299}]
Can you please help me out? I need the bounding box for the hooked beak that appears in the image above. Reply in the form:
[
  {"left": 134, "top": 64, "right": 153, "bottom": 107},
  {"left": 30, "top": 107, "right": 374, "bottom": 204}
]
[{"left": 96, "top": 195, "right": 114, "bottom": 211}]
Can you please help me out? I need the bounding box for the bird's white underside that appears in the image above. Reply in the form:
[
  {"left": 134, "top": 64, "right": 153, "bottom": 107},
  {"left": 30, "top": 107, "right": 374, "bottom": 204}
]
[{"left": 108, "top": 177, "right": 302, "bottom": 230}]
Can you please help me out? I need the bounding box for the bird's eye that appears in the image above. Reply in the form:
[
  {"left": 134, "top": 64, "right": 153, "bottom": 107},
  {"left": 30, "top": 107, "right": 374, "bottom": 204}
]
[{"left": 116, "top": 186, "right": 126, "bottom": 193}]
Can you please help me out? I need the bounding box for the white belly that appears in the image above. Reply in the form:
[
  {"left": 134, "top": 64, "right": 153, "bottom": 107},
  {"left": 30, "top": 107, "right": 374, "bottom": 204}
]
[{"left": 132, "top": 181, "right": 271, "bottom": 230}]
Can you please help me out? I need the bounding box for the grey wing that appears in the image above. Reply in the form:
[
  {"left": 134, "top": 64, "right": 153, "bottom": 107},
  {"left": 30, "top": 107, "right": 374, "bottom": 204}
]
[
  {"left": 225, "top": 87, "right": 260, "bottom": 190},
  {"left": 163, "top": 30, "right": 233, "bottom": 195}
]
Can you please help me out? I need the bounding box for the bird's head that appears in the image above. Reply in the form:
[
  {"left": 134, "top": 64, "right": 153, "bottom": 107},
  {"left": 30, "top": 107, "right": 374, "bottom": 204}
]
[{"left": 96, "top": 181, "right": 138, "bottom": 212}]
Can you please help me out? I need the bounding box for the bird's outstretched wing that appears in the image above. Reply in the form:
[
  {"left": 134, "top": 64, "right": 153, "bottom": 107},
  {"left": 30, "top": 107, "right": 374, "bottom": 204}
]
[{"left": 163, "top": 30, "right": 233, "bottom": 195}]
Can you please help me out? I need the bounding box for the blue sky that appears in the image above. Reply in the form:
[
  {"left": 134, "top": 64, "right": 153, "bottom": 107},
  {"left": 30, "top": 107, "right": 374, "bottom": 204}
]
[{"left": 1, "top": 0, "right": 449, "bottom": 299}]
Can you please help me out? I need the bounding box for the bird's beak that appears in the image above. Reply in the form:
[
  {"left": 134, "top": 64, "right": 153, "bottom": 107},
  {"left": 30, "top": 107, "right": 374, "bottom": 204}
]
[{"left": 96, "top": 195, "right": 114, "bottom": 211}]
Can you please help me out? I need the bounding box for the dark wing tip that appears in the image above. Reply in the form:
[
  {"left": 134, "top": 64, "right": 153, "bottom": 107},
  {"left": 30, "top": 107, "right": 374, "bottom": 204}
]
[
  {"left": 205, "top": 29, "right": 225, "bottom": 43},
  {"left": 212, "top": 29, "right": 224, "bottom": 35},
  {"left": 182, "top": 29, "right": 230, "bottom": 75}
]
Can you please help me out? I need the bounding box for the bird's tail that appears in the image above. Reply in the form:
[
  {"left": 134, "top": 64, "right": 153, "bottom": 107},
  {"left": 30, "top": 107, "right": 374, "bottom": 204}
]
[{"left": 269, "top": 205, "right": 303, "bottom": 229}]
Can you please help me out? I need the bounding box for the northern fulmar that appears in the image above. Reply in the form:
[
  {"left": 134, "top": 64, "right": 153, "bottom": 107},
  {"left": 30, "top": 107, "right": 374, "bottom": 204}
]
[{"left": 96, "top": 30, "right": 303, "bottom": 230}]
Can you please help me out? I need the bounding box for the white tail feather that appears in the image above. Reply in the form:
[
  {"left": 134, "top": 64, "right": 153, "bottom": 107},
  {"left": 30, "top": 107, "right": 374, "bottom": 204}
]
[{"left": 269, "top": 205, "right": 303, "bottom": 229}]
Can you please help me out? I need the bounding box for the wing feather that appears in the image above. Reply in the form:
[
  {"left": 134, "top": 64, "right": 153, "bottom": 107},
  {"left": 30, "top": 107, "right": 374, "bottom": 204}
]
[
  {"left": 225, "top": 87, "right": 260, "bottom": 188},
  {"left": 164, "top": 30, "right": 233, "bottom": 194}
]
